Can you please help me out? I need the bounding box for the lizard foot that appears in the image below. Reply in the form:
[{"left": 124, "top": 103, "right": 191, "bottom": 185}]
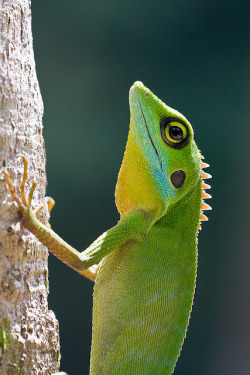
[{"left": 2, "top": 156, "right": 52, "bottom": 225}]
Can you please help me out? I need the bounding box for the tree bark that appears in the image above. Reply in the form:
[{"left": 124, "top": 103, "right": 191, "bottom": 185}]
[{"left": 0, "top": 0, "right": 60, "bottom": 374}]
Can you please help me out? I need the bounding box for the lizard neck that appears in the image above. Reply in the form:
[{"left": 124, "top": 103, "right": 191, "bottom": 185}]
[{"left": 157, "top": 177, "right": 202, "bottom": 246}]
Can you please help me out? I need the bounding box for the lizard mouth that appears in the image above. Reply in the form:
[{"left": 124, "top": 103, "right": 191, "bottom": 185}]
[{"left": 136, "top": 94, "right": 163, "bottom": 171}]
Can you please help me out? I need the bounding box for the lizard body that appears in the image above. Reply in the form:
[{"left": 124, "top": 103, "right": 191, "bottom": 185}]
[{"left": 2, "top": 82, "right": 211, "bottom": 374}]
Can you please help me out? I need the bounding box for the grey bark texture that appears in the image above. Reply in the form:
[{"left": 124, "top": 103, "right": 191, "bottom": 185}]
[{"left": 0, "top": 0, "right": 60, "bottom": 374}]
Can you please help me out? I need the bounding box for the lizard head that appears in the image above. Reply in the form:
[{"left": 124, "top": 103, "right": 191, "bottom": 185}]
[{"left": 115, "top": 81, "right": 203, "bottom": 221}]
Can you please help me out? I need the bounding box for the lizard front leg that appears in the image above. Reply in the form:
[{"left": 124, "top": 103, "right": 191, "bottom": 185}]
[
  {"left": 2, "top": 157, "right": 151, "bottom": 281},
  {"left": 2, "top": 156, "right": 99, "bottom": 281}
]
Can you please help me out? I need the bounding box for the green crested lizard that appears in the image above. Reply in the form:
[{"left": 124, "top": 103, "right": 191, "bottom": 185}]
[{"left": 2, "top": 81, "right": 211, "bottom": 374}]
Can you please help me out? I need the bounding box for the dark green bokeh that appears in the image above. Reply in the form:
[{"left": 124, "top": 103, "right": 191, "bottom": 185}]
[{"left": 32, "top": 1, "right": 249, "bottom": 374}]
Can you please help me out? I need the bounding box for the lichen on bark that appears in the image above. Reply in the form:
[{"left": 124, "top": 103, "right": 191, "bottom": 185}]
[{"left": 0, "top": 0, "right": 60, "bottom": 374}]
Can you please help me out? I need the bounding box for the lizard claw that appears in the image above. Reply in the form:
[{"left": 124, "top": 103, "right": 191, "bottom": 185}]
[
  {"left": 34, "top": 204, "right": 48, "bottom": 224},
  {"left": 28, "top": 179, "right": 38, "bottom": 206},
  {"left": 34, "top": 204, "right": 44, "bottom": 215},
  {"left": 46, "top": 197, "right": 55, "bottom": 213},
  {"left": 17, "top": 155, "right": 28, "bottom": 206},
  {"left": 2, "top": 170, "right": 23, "bottom": 211}
]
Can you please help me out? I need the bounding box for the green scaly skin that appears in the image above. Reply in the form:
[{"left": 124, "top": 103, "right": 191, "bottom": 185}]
[{"left": 2, "top": 82, "right": 211, "bottom": 375}]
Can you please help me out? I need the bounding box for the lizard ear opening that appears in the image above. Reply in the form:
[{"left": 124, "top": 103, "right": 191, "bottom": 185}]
[{"left": 170, "top": 170, "right": 186, "bottom": 188}]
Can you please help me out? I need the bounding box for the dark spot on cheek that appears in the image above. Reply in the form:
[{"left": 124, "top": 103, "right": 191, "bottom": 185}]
[{"left": 171, "top": 170, "right": 186, "bottom": 188}]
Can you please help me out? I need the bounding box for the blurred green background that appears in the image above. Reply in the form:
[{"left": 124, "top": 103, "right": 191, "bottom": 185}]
[{"left": 32, "top": 1, "right": 249, "bottom": 374}]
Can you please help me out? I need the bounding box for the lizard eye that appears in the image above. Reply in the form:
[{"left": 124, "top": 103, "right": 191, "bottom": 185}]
[
  {"left": 169, "top": 125, "right": 183, "bottom": 140},
  {"left": 165, "top": 122, "right": 187, "bottom": 143},
  {"left": 160, "top": 118, "right": 189, "bottom": 149}
]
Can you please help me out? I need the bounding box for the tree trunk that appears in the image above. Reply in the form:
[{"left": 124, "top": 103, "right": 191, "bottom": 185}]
[{"left": 0, "top": 0, "right": 60, "bottom": 374}]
